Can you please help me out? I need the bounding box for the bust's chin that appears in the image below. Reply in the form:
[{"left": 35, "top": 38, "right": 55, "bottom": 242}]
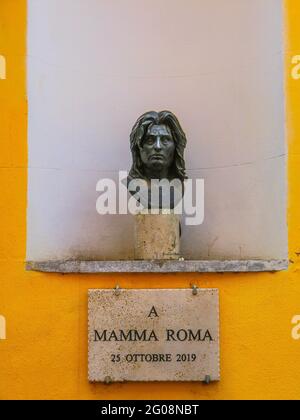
[{"left": 151, "top": 161, "right": 165, "bottom": 170}]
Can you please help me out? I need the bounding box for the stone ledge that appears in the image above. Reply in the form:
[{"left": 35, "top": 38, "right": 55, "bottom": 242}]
[{"left": 26, "top": 259, "right": 289, "bottom": 273}]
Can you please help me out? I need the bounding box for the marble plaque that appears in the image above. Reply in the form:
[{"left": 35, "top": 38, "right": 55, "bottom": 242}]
[{"left": 88, "top": 289, "right": 220, "bottom": 382}]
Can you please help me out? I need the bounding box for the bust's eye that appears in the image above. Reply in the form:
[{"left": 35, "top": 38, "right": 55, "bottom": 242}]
[
  {"left": 145, "top": 137, "right": 155, "bottom": 145},
  {"left": 162, "top": 137, "right": 173, "bottom": 145}
]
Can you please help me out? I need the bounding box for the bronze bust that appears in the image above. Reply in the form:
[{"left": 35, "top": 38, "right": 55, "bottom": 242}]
[{"left": 128, "top": 111, "right": 187, "bottom": 209}]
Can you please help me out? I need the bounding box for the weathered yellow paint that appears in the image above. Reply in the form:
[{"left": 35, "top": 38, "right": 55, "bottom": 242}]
[{"left": 0, "top": 0, "right": 300, "bottom": 400}]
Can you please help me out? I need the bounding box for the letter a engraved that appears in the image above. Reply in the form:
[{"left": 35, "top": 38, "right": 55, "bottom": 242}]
[{"left": 148, "top": 306, "right": 159, "bottom": 319}]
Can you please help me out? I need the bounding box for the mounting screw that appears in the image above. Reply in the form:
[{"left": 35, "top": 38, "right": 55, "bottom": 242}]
[
  {"left": 114, "top": 285, "right": 121, "bottom": 296},
  {"left": 204, "top": 375, "right": 211, "bottom": 385},
  {"left": 104, "top": 376, "right": 112, "bottom": 385},
  {"left": 192, "top": 285, "right": 198, "bottom": 295}
]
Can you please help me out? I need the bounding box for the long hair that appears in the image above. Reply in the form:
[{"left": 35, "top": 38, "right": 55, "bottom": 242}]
[{"left": 129, "top": 111, "right": 187, "bottom": 182}]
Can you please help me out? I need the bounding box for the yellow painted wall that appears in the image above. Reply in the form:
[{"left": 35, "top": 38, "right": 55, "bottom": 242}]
[{"left": 0, "top": 0, "right": 300, "bottom": 400}]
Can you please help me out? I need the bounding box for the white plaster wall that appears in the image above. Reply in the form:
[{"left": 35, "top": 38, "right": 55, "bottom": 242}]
[{"left": 27, "top": 0, "right": 287, "bottom": 261}]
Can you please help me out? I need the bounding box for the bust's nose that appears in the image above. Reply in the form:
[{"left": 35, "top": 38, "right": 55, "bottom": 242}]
[{"left": 154, "top": 137, "right": 162, "bottom": 151}]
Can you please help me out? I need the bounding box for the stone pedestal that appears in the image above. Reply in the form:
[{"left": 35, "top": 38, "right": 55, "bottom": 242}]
[{"left": 134, "top": 213, "right": 181, "bottom": 260}]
